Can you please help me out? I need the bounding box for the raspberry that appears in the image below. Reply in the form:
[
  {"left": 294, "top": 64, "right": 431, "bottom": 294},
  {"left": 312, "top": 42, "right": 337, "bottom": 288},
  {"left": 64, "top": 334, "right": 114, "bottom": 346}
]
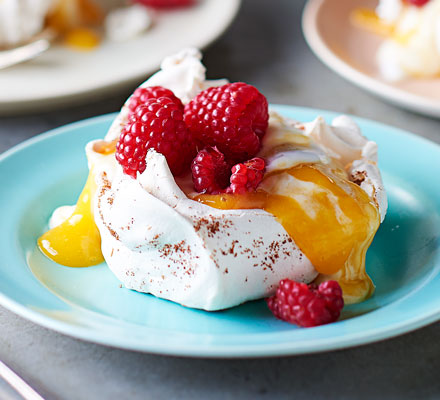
[
  {"left": 191, "top": 147, "right": 265, "bottom": 194},
  {"left": 184, "top": 82, "right": 269, "bottom": 161},
  {"left": 267, "top": 279, "right": 344, "bottom": 328},
  {"left": 116, "top": 96, "right": 195, "bottom": 178},
  {"left": 191, "top": 147, "right": 230, "bottom": 194},
  {"left": 127, "top": 86, "right": 180, "bottom": 115},
  {"left": 404, "top": 0, "right": 429, "bottom": 6},
  {"left": 226, "top": 157, "right": 266, "bottom": 194},
  {"left": 133, "top": 0, "right": 195, "bottom": 8}
]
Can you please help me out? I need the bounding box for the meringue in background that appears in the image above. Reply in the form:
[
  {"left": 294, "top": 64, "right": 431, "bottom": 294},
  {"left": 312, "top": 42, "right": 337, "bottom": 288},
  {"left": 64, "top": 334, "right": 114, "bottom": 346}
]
[
  {"left": 0, "top": 0, "right": 154, "bottom": 49},
  {"left": 375, "top": 0, "right": 440, "bottom": 81},
  {"left": 0, "top": 0, "right": 53, "bottom": 47}
]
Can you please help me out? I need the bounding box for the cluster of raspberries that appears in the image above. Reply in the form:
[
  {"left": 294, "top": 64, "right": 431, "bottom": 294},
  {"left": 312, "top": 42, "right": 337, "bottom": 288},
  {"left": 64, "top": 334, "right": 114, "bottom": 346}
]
[{"left": 115, "top": 82, "right": 269, "bottom": 194}]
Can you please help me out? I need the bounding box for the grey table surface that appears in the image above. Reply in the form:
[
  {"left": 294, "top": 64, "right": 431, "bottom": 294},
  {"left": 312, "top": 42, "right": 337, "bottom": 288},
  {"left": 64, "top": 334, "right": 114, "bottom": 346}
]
[{"left": 1, "top": 1, "right": 440, "bottom": 399}]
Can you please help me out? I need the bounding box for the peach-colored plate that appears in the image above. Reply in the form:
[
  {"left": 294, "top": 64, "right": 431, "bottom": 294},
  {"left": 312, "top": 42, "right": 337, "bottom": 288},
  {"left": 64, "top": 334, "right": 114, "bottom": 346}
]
[{"left": 302, "top": 0, "right": 440, "bottom": 118}]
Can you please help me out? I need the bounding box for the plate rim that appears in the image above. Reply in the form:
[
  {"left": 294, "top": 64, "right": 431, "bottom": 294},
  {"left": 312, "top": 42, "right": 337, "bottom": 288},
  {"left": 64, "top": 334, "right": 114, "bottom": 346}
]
[
  {"left": 301, "top": 0, "right": 440, "bottom": 118},
  {"left": 1, "top": 106, "right": 440, "bottom": 358}
]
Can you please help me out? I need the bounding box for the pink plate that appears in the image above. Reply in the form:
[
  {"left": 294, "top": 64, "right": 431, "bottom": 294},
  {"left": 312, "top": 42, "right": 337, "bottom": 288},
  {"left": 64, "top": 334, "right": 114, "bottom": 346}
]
[{"left": 302, "top": 0, "right": 440, "bottom": 118}]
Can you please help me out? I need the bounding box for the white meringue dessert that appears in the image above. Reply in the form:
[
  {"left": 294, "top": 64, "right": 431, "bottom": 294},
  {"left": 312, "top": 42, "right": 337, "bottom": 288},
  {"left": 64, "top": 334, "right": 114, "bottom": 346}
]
[
  {"left": 0, "top": 0, "right": 152, "bottom": 50},
  {"left": 0, "top": 0, "right": 54, "bottom": 47},
  {"left": 353, "top": 0, "right": 440, "bottom": 81},
  {"left": 38, "top": 48, "right": 387, "bottom": 311}
]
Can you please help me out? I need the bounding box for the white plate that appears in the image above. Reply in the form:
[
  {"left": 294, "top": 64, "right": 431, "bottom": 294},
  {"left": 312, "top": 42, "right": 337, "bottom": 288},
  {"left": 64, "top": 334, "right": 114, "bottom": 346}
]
[
  {"left": 0, "top": 0, "right": 240, "bottom": 115},
  {"left": 302, "top": 0, "right": 440, "bottom": 118}
]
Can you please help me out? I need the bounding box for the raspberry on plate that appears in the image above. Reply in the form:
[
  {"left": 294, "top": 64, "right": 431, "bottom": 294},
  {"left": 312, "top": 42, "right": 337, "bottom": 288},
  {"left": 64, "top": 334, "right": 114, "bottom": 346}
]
[
  {"left": 184, "top": 82, "right": 269, "bottom": 162},
  {"left": 405, "top": 0, "right": 430, "bottom": 6},
  {"left": 116, "top": 96, "right": 196, "bottom": 178},
  {"left": 127, "top": 86, "right": 180, "bottom": 115},
  {"left": 133, "top": 0, "right": 195, "bottom": 8},
  {"left": 267, "top": 279, "right": 344, "bottom": 327}
]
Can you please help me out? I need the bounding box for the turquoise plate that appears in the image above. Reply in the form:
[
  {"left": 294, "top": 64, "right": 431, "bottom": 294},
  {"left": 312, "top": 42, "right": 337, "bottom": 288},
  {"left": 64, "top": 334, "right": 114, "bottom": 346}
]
[{"left": 1, "top": 105, "right": 439, "bottom": 358}]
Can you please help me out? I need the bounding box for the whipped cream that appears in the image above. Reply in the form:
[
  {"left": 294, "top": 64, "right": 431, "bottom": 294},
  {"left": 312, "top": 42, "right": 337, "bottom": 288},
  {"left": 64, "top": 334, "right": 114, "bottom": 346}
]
[
  {"left": 0, "top": 0, "right": 54, "bottom": 47},
  {"left": 376, "top": 0, "right": 403, "bottom": 23},
  {"left": 259, "top": 111, "right": 330, "bottom": 173},
  {"left": 105, "top": 4, "right": 153, "bottom": 42},
  {"left": 376, "top": 0, "right": 440, "bottom": 80},
  {"left": 140, "top": 48, "right": 228, "bottom": 106}
]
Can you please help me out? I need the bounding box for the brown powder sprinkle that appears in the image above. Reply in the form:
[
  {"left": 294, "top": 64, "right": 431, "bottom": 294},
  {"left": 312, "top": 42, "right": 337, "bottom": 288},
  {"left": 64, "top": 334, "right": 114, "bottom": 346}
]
[
  {"left": 351, "top": 170, "right": 367, "bottom": 186},
  {"left": 96, "top": 174, "right": 120, "bottom": 241},
  {"left": 193, "top": 217, "right": 221, "bottom": 237},
  {"left": 228, "top": 240, "right": 239, "bottom": 256},
  {"left": 108, "top": 226, "right": 120, "bottom": 241}
]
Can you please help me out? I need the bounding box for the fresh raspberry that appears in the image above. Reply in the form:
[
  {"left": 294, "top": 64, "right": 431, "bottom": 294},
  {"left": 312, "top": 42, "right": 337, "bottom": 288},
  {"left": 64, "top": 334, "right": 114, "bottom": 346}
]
[
  {"left": 184, "top": 82, "right": 269, "bottom": 161},
  {"left": 133, "top": 0, "right": 195, "bottom": 8},
  {"left": 116, "top": 96, "right": 195, "bottom": 178},
  {"left": 127, "top": 86, "right": 180, "bottom": 115},
  {"left": 226, "top": 157, "right": 266, "bottom": 194},
  {"left": 191, "top": 147, "right": 230, "bottom": 194},
  {"left": 267, "top": 279, "right": 344, "bottom": 328},
  {"left": 404, "top": 0, "right": 429, "bottom": 6},
  {"left": 191, "top": 147, "right": 266, "bottom": 194}
]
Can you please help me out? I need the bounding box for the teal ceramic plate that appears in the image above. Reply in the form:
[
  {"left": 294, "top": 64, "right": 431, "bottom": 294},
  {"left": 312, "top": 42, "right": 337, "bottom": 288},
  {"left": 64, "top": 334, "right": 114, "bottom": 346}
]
[{"left": 1, "top": 105, "right": 439, "bottom": 358}]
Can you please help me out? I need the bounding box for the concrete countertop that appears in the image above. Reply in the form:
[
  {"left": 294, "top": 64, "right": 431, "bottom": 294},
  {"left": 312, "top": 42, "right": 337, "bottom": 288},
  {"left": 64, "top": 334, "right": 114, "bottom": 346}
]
[{"left": 1, "top": 1, "right": 439, "bottom": 399}]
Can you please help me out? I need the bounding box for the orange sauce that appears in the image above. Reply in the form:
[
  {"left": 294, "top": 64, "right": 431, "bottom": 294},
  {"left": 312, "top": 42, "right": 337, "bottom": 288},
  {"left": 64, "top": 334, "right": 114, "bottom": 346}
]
[
  {"left": 46, "top": 0, "right": 103, "bottom": 50},
  {"left": 351, "top": 7, "right": 417, "bottom": 45},
  {"left": 37, "top": 140, "right": 116, "bottom": 267},
  {"left": 38, "top": 169, "right": 104, "bottom": 267}
]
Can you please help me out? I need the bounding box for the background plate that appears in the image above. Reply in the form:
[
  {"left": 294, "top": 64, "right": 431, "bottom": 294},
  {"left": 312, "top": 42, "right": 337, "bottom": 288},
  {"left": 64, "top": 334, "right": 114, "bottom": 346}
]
[
  {"left": 302, "top": 0, "right": 440, "bottom": 118},
  {"left": 0, "top": 105, "right": 439, "bottom": 357},
  {"left": 0, "top": 0, "right": 240, "bottom": 115}
]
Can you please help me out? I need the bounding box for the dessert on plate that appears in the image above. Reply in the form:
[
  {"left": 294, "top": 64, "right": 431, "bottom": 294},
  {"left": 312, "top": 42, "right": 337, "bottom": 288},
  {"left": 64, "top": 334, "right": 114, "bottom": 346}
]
[
  {"left": 352, "top": 0, "right": 440, "bottom": 81},
  {"left": 0, "top": 0, "right": 103, "bottom": 50},
  {"left": 37, "top": 48, "right": 387, "bottom": 326},
  {"left": 0, "top": 0, "right": 193, "bottom": 51}
]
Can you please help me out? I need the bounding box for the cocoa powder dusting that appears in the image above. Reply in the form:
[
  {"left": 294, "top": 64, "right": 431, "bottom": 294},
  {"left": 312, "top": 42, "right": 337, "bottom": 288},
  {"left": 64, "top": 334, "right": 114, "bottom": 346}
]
[
  {"left": 351, "top": 170, "right": 367, "bottom": 186},
  {"left": 97, "top": 174, "right": 120, "bottom": 241}
]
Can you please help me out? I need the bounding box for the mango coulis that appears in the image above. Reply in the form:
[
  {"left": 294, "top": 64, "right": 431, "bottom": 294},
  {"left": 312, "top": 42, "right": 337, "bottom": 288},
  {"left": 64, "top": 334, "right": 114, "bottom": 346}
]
[{"left": 38, "top": 169, "right": 104, "bottom": 267}]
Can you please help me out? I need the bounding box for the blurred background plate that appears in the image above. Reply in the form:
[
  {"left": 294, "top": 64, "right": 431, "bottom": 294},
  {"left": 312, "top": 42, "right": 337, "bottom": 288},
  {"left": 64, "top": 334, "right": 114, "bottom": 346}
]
[
  {"left": 0, "top": 0, "right": 240, "bottom": 115},
  {"left": 302, "top": 0, "right": 440, "bottom": 118}
]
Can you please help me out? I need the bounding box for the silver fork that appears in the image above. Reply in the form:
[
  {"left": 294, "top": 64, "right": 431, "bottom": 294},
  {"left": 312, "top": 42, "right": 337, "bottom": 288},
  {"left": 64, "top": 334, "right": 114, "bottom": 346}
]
[
  {"left": 0, "top": 30, "right": 55, "bottom": 71},
  {"left": 0, "top": 361, "right": 45, "bottom": 400},
  {"left": 0, "top": 39, "right": 49, "bottom": 70}
]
